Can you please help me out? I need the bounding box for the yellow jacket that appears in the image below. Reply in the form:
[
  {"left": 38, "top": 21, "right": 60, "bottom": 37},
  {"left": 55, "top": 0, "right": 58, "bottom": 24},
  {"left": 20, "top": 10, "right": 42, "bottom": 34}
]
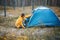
[{"left": 15, "top": 14, "right": 31, "bottom": 28}]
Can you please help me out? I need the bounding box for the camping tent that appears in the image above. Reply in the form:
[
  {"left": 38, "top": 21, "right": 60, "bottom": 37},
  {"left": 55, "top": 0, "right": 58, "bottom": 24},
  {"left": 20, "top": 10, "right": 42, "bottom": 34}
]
[{"left": 26, "top": 6, "right": 60, "bottom": 27}]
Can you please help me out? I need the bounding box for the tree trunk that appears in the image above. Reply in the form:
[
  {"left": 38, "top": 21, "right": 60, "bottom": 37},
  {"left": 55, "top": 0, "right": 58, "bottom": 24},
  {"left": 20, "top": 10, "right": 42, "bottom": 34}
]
[
  {"left": 31, "top": 0, "right": 34, "bottom": 10},
  {"left": 4, "top": 0, "right": 7, "bottom": 17}
]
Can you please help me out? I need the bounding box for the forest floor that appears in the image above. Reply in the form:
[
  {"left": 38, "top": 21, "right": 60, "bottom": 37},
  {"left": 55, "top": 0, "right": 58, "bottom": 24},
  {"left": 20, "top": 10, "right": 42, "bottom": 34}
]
[
  {"left": 0, "top": 6, "right": 60, "bottom": 40},
  {"left": 0, "top": 14, "right": 60, "bottom": 40}
]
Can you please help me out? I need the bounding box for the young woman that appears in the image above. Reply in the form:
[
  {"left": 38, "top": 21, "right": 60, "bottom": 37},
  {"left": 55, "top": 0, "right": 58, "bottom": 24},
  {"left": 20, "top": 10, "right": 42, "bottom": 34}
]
[{"left": 15, "top": 13, "right": 31, "bottom": 29}]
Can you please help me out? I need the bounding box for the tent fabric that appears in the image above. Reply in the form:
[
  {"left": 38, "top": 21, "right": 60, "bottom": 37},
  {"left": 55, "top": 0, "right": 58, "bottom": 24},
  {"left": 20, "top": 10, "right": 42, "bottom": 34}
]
[{"left": 27, "top": 7, "right": 60, "bottom": 27}]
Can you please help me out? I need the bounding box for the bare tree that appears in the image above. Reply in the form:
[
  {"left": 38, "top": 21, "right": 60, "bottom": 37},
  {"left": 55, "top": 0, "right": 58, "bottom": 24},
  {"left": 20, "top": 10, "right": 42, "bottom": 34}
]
[
  {"left": 4, "top": 0, "right": 7, "bottom": 17},
  {"left": 13, "top": 0, "right": 16, "bottom": 10},
  {"left": 31, "top": 0, "right": 34, "bottom": 10}
]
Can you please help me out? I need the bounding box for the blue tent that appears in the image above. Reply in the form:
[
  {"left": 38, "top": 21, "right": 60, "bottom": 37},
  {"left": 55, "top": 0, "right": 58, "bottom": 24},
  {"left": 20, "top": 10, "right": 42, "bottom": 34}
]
[{"left": 25, "top": 7, "right": 60, "bottom": 27}]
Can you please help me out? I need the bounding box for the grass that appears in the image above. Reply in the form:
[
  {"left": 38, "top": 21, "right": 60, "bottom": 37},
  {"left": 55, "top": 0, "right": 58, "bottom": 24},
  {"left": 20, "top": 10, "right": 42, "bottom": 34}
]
[{"left": 0, "top": 16, "right": 60, "bottom": 40}]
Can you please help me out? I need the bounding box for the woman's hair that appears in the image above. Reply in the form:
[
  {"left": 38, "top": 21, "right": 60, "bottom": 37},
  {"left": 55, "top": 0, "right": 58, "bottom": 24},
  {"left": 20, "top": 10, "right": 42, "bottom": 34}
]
[{"left": 21, "top": 13, "right": 25, "bottom": 17}]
